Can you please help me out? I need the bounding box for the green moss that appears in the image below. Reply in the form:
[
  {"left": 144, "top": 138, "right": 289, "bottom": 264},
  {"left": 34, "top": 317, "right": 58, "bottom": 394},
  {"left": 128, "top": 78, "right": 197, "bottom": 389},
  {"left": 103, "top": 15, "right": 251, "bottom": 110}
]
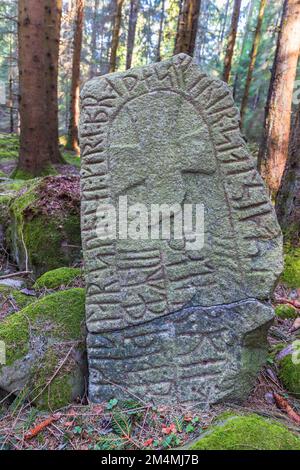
[
  {"left": 189, "top": 414, "right": 300, "bottom": 450},
  {"left": 0, "top": 288, "right": 85, "bottom": 366},
  {"left": 0, "top": 134, "right": 19, "bottom": 161},
  {"left": 11, "top": 164, "right": 58, "bottom": 180},
  {"left": 62, "top": 151, "right": 81, "bottom": 168},
  {"left": 281, "top": 248, "right": 300, "bottom": 288},
  {"left": 275, "top": 304, "right": 298, "bottom": 319},
  {"left": 6, "top": 177, "right": 81, "bottom": 275},
  {"left": 31, "top": 349, "right": 74, "bottom": 410},
  {"left": 0, "top": 285, "right": 36, "bottom": 309},
  {"left": 279, "top": 351, "right": 300, "bottom": 396},
  {"left": 34, "top": 267, "right": 82, "bottom": 289}
]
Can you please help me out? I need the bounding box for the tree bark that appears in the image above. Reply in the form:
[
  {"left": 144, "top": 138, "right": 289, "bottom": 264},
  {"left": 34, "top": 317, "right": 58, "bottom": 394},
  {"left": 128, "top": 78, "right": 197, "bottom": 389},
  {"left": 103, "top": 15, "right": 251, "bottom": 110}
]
[
  {"left": 45, "top": 0, "right": 64, "bottom": 163},
  {"left": 89, "top": 0, "right": 100, "bottom": 78},
  {"left": 109, "top": 0, "right": 125, "bottom": 73},
  {"left": 66, "top": 0, "right": 84, "bottom": 154},
  {"left": 222, "top": 0, "right": 242, "bottom": 83},
  {"left": 174, "top": 0, "right": 201, "bottom": 56},
  {"left": 276, "top": 104, "right": 300, "bottom": 244},
  {"left": 126, "top": 0, "right": 139, "bottom": 69},
  {"left": 257, "top": 0, "right": 300, "bottom": 195},
  {"left": 240, "top": 0, "right": 267, "bottom": 127},
  {"left": 17, "top": 0, "right": 50, "bottom": 176},
  {"left": 156, "top": 0, "right": 165, "bottom": 62}
]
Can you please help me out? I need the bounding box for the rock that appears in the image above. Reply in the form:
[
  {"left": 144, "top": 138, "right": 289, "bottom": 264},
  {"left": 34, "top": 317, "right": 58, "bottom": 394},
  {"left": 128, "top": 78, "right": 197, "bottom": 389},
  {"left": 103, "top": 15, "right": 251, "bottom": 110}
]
[
  {"left": 80, "top": 54, "right": 283, "bottom": 405},
  {"left": 5, "top": 175, "right": 81, "bottom": 276},
  {"left": 0, "top": 288, "right": 87, "bottom": 410},
  {"left": 0, "top": 278, "right": 25, "bottom": 289},
  {"left": 277, "top": 343, "right": 300, "bottom": 396},
  {"left": 281, "top": 248, "right": 300, "bottom": 288},
  {"left": 34, "top": 267, "right": 83, "bottom": 290},
  {"left": 275, "top": 304, "right": 299, "bottom": 319},
  {"left": 188, "top": 413, "right": 300, "bottom": 450}
]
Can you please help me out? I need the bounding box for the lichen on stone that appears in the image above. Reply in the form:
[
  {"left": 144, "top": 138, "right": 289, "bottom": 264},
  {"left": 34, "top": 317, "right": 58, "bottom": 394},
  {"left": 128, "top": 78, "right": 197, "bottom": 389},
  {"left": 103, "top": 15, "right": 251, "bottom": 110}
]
[{"left": 189, "top": 414, "right": 300, "bottom": 450}]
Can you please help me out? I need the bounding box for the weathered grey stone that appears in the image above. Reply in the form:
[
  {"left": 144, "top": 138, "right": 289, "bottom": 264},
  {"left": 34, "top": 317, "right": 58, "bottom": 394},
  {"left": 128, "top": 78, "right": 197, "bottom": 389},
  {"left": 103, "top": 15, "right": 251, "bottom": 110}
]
[{"left": 80, "top": 54, "right": 283, "bottom": 406}]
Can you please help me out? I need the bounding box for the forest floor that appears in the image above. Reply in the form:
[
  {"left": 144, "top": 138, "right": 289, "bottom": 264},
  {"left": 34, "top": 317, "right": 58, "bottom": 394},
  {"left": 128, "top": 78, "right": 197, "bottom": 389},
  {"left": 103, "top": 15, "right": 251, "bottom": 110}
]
[{"left": 0, "top": 134, "right": 299, "bottom": 450}]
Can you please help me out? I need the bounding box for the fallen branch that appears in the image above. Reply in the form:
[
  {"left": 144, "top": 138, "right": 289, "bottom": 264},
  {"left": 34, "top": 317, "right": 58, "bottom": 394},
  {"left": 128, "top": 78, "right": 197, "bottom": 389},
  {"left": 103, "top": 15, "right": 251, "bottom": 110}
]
[
  {"left": 273, "top": 392, "right": 300, "bottom": 424},
  {"left": 0, "top": 271, "right": 32, "bottom": 280},
  {"left": 24, "top": 414, "right": 61, "bottom": 440}
]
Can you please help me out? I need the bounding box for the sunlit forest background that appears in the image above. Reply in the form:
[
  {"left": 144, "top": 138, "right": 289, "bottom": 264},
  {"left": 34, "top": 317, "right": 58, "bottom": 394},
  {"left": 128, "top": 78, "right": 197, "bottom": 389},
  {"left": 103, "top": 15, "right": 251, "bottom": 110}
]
[{"left": 0, "top": 0, "right": 294, "bottom": 143}]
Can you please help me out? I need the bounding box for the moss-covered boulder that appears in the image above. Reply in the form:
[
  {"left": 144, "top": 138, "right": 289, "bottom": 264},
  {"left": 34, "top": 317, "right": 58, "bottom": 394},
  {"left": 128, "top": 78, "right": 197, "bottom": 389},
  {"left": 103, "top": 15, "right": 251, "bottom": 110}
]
[
  {"left": 277, "top": 343, "right": 300, "bottom": 396},
  {"left": 281, "top": 248, "right": 300, "bottom": 288},
  {"left": 275, "top": 304, "right": 299, "bottom": 320},
  {"left": 0, "top": 288, "right": 87, "bottom": 410},
  {"left": 5, "top": 175, "right": 81, "bottom": 276},
  {"left": 188, "top": 414, "right": 300, "bottom": 450},
  {"left": 34, "top": 267, "right": 82, "bottom": 290}
]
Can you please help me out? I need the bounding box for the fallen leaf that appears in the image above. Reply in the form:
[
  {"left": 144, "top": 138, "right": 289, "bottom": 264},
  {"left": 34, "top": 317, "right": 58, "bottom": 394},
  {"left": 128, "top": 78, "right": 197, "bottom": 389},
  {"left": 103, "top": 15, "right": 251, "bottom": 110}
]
[
  {"left": 143, "top": 438, "right": 154, "bottom": 447},
  {"left": 162, "top": 423, "right": 177, "bottom": 435}
]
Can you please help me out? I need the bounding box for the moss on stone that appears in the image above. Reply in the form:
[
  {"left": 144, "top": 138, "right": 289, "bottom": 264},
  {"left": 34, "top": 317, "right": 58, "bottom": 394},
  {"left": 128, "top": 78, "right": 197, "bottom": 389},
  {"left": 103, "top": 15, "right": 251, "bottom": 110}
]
[
  {"left": 31, "top": 348, "right": 75, "bottom": 410},
  {"left": 0, "top": 288, "right": 85, "bottom": 366},
  {"left": 281, "top": 248, "right": 300, "bottom": 288},
  {"left": 34, "top": 267, "right": 82, "bottom": 290},
  {"left": 278, "top": 351, "right": 300, "bottom": 396},
  {"left": 189, "top": 414, "right": 300, "bottom": 450},
  {"left": 275, "top": 304, "right": 299, "bottom": 319},
  {"left": 5, "top": 176, "right": 81, "bottom": 275},
  {"left": 0, "top": 285, "right": 36, "bottom": 309}
]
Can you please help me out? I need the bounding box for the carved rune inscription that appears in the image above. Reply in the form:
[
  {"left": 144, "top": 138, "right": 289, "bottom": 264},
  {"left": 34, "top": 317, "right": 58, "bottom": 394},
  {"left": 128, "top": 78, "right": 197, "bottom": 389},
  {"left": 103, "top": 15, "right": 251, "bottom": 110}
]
[{"left": 80, "top": 54, "right": 283, "bottom": 405}]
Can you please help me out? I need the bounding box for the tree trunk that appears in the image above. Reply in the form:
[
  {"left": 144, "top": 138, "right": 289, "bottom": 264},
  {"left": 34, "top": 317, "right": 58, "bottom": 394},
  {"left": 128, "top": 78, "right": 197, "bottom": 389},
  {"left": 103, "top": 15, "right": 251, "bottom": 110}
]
[
  {"left": 45, "top": 0, "right": 64, "bottom": 163},
  {"left": 258, "top": 0, "right": 300, "bottom": 195},
  {"left": 222, "top": 0, "right": 242, "bottom": 83},
  {"left": 156, "top": 0, "right": 165, "bottom": 62},
  {"left": 89, "top": 0, "right": 100, "bottom": 78},
  {"left": 109, "top": 0, "right": 125, "bottom": 73},
  {"left": 219, "top": 0, "right": 230, "bottom": 48},
  {"left": 17, "top": 0, "right": 50, "bottom": 176},
  {"left": 276, "top": 104, "right": 300, "bottom": 244},
  {"left": 66, "top": 0, "right": 84, "bottom": 154},
  {"left": 174, "top": 0, "right": 201, "bottom": 56},
  {"left": 126, "top": 0, "right": 139, "bottom": 69},
  {"left": 240, "top": 0, "right": 267, "bottom": 127}
]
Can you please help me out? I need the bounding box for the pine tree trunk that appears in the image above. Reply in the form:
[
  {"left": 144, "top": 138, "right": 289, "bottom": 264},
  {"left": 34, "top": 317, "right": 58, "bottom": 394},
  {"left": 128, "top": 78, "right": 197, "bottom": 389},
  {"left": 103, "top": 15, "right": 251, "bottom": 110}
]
[
  {"left": 222, "top": 0, "right": 242, "bottom": 83},
  {"left": 109, "top": 0, "right": 125, "bottom": 73},
  {"left": 66, "top": 0, "right": 84, "bottom": 154},
  {"left": 17, "top": 0, "right": 50, "bottom": 176},
  {"left": 45, "top": 0, "right": 64, "bottom": 163},
  {"left": 126, "top": 0, "right": 139, "bottom": 69},
  {"left": 156, "top": 0, "right": 165, "bottom": 62},
  {"left": 89, "top": 0, "right": 100, "bottom": 78},
  {"left": 174, "top": 0, "right": 201, "bottom": 56},
  {"left": 276, "top": 104, "right": 300, "bottom": 244},
  {"left": 240, "top": 0, "right": 267, "bottom": 127},
  {"left": 258, "top": 0, "right": 300, "bottom": 195}
]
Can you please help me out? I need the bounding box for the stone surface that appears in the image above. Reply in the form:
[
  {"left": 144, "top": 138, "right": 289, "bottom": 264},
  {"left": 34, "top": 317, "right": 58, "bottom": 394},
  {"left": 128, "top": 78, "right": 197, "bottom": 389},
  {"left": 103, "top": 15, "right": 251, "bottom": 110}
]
[
  {"left": 80, "top": 54, "right": 283, "bottom": 405},
  {"left": 0, "top": 288, "right": 87, "bottom": 410}
]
